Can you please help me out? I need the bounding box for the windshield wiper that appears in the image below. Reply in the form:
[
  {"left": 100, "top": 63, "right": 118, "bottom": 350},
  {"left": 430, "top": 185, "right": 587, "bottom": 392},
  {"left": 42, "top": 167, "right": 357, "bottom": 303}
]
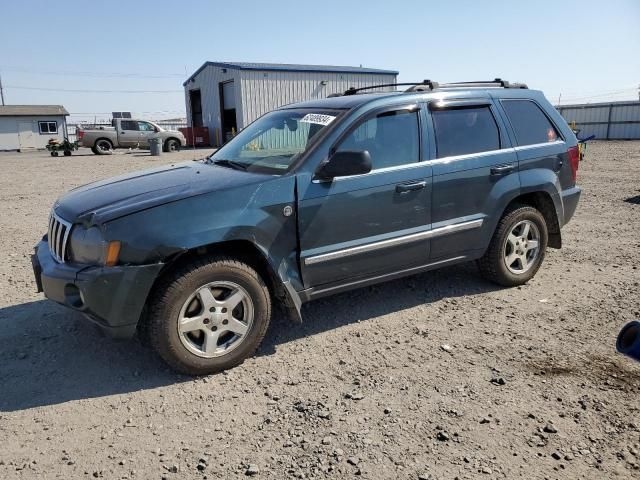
[{"left": 209, "top": 159, "right": 248, "bottom": 171}]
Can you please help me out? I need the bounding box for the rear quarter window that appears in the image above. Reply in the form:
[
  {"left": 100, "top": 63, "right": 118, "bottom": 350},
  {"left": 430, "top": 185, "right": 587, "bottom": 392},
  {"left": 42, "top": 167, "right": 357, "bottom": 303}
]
[
  {"left": 501, "top": 100, "right": 561, "bottom": 146},
  {"left": 432, "top": 106, "right": 500, "bottom": 158}
]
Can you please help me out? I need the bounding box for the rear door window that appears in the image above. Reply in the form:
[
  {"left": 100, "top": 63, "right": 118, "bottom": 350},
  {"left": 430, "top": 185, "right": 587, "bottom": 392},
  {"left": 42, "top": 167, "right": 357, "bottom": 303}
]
[
  {"left": 501, "top": 100, "right": 561, "bottom": 146},
  {"left": 121, "top": 120, "right": 138, "bottom": 131},
  {"left": 432, "top": 107, "right": 500, "bottom": 158}
]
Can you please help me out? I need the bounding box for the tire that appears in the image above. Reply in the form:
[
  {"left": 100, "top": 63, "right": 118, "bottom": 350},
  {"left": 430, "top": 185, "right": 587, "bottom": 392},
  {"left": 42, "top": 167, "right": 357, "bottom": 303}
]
[
  {"left": 94, "top": 138, "right": 113, "bottom": 155},
  {"left": 164, "top": 138, "right": 180, "bottom": 153},
  {"left": 91, "top": 146, "right": 99, "bottom": 155},
  {"left": 477, "top": 204, "right": 548, "bottom": 287},
  {"left": 52, "top": 151, "right": 59, "bottom": 157},
  {"left": 63, "top": 150, "right": 71, "bottom": 156},
  {"left": 145, "top": 256, "right": 271, "bottom": 375}
]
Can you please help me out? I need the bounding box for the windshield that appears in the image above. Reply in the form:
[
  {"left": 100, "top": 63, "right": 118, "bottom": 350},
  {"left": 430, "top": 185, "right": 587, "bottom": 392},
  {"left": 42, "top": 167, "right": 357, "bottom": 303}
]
[{"left": 207, "top": 109, "right": 341, "bottom": 174}]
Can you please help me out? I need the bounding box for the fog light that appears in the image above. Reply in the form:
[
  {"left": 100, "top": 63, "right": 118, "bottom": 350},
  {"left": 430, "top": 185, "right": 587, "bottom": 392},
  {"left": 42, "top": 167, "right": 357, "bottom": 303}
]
[{"left": 64, "top": 284, "right": 84, "bottom": 309}]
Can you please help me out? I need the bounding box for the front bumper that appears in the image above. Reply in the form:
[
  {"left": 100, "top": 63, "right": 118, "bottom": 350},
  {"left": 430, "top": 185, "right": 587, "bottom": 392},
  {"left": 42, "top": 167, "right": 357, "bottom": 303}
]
[
  {"left": 32, "top": 240, "right": 163, "bottom": 338},
  {"left": 561, "top": 186, "right": 582, "bottom": 226}
]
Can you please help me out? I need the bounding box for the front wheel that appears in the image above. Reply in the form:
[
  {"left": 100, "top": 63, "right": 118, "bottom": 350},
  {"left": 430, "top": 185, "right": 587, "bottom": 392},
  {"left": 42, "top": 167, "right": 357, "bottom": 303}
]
[
  {"left": 477, "top": 205, "right": 548, "bottom": 287},
  {"left": 164, "top": 138, "right": 180, "bottom": 153},
  {"left": 145, "top": 256, "right": 271, "bottom": 375}
]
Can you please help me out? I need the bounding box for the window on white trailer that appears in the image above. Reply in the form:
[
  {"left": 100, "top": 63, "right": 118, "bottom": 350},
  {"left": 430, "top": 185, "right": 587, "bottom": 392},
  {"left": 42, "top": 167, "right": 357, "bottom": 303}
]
[{"left": 38, "top": 121, "right": 58, "bottom": 134}]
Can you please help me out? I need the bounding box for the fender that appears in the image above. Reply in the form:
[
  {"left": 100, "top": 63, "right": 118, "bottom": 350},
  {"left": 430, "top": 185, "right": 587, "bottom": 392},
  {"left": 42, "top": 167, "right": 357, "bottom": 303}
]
[
  {"left": 104, "top": 175, "right": 304, "bottom": 321},
  {"left": 519, "top": 167, "right": 564, "bottom": 223},
  {"left": 476, "top": 168, "right": 563, "bottom": 254}
]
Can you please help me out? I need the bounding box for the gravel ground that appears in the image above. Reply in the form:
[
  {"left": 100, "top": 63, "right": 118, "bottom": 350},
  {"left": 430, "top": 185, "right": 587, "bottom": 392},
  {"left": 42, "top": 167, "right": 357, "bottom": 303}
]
[{"left": 0, "top": 143, "right": 638, "bottom": 480}]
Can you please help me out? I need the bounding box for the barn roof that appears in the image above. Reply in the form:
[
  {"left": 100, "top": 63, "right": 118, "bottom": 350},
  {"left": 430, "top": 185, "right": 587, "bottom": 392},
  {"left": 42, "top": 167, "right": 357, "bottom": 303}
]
[
  {"left": 0, "top": 105, "right": 69, "bottom": 116},
  {"left": 183, "top": 61, "right": 398, "bottom": 86}
]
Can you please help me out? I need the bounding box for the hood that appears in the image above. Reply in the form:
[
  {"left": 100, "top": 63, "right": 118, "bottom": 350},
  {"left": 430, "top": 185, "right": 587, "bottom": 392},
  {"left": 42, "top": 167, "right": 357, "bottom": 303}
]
[
  {"left": 54, "top": 161, "right": 273, "bottom": 225},
  {"left": 163, "top": 129, "right": 184, "bottom": 136}
]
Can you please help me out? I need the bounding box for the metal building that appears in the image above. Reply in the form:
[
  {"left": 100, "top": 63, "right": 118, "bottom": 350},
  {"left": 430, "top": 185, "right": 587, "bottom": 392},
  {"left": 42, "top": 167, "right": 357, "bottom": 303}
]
[
  {"left": 0, "top": 105, "right": 69, "bottom": 151},
  {"left": 183, "top": 61, "right": 398, "bottom": 145},
  {"left": 557, "top": 101, "right": 640, "bottom": 140}
]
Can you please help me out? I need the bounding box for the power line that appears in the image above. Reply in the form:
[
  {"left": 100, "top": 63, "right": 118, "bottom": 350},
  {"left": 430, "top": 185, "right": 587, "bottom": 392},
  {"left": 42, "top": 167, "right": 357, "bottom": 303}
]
[
  {"left": 559, "top": 90, "right": 637, "bottom": 103},
  {"left": 5, "top": 85, "right": 183, "bottom": 94},
  {"left": 2, "top": 66, "right": 185, "bottom": 79},
  {"left": 69, "top": 111, "right": 185, "bottom": 115},
  {"left": 555, "top": 86, "right": 637, "bottom": 97}
]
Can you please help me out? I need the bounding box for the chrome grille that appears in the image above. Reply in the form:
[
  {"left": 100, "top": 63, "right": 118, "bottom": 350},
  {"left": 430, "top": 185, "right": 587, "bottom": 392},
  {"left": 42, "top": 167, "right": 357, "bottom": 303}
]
[{"left": 48, "top": 212, "right": 72, "bottom": 263}]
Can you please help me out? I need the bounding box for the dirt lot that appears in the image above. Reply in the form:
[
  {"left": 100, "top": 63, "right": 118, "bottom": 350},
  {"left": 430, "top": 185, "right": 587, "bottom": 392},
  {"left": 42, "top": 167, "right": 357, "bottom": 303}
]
[{"left": 0, "top": 143, "right": 638, "bottom": 480}]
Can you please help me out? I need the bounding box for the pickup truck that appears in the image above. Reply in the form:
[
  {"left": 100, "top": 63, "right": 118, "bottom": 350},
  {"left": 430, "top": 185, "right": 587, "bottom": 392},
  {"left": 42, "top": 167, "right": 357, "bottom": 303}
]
[
  {"left": 78, "top": 119, "right": 186, "bottom": 154},
  {"left": 33, "top": 79, "right": 581, "bottom": 375}
]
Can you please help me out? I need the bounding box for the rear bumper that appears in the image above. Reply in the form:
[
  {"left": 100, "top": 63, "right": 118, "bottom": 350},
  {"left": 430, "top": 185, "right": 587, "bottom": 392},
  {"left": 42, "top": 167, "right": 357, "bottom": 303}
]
[
  {"left": 561, "top": 186, "right": 581, "bottom": 226},
  {"left": 33, "top": 240, "right": 163, "bottom": 338}
]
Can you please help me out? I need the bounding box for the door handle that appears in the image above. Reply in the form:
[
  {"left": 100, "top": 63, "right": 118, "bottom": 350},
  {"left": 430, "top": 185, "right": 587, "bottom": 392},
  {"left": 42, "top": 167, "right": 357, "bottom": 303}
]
[
  {"left": 395, "top": 181, "right": 427, "bottom": 193},
  {"left": 490, "top": 164, "right": 515, "bottom": 176}
]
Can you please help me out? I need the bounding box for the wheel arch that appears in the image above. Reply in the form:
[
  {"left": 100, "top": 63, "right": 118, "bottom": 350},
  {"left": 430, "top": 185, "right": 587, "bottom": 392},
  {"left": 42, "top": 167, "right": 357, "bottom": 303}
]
[
  {"left": 149, "top": 239, "right": 303, "bottom": 322},
  {"left": 94, "top": 137, "right": 114, "bottom": 149},
  {"left": 504, "top": 191, "right": 561, "bottom": 248}
]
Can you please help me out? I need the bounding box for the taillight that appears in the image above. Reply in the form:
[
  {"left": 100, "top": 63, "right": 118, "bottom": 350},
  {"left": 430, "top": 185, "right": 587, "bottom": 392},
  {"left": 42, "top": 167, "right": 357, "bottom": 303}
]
[
  {"left": 77, "top": 130, "right": 84, "bottom": 140},
  {"left": 567, "top": 146, "right": 579, "bottom": 183}
]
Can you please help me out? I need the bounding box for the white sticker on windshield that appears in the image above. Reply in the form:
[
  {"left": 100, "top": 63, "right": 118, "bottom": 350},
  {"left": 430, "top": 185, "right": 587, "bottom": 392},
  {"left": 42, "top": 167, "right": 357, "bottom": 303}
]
[{"left": 300, "top": 113, "right": 336, "bottom": 126}]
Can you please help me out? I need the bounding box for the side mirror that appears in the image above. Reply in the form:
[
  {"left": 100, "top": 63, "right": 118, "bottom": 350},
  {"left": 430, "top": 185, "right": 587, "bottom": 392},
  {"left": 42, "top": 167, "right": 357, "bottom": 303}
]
[{"left": 316, "top": 150, "right": 372, "bottom": 180}]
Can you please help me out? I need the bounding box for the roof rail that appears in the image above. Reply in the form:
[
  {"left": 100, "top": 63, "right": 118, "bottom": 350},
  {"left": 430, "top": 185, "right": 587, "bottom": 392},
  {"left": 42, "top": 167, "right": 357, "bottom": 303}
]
[
  {"left": 327, "top": 78, "right": 527, "bottom": 98},
  {"left": 339, "top": 80, "right": 438, "bottom": 96},
  {"left": 439, "top": 78, "right": 528, "bottom": 89}
]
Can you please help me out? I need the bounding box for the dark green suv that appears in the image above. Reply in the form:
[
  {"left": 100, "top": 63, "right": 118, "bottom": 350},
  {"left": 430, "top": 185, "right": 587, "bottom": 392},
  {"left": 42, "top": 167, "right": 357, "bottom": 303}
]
[{"left": 33, "top": 79, "right": 581, "bottom": 375}]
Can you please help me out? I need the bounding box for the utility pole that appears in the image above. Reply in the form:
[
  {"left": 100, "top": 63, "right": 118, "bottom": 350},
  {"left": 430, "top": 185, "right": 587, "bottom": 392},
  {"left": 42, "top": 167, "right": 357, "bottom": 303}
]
[
  {"left": 557, "top": 93, "right": 561, "bottom": 106},
  {"left": 0, "top": 71, "right": 5, "bottom": 106}
]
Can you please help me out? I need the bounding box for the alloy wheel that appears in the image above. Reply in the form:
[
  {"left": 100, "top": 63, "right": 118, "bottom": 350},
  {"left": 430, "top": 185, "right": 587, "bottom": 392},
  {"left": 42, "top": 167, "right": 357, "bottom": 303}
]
[
  {"left": 177, "top": 281, "right": 254, "bottom": 358},
  {"left": 96, "top": 140, "right": 111, "bottom": 153},
  {"left": 503, "top": 220, "right": 540, "bottom": 274}
]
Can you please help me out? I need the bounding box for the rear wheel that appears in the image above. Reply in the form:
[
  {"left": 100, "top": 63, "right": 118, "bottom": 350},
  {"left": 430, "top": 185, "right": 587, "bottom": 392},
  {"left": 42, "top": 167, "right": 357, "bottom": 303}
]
[
  {"left": 146, "top": 256, "right": 271, "bottom": 375},
  {"left": 94, "top": 139, "right": 113, "bottom": 155},
  {"left": 477, "top": 205, "right": 548, "bottom": 286}
]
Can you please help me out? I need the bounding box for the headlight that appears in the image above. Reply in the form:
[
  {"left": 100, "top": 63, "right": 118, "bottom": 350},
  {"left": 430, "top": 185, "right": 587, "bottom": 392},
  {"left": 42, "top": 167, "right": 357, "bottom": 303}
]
[{"left": 68, "top": 226, "right": 121, "bottom": 266}]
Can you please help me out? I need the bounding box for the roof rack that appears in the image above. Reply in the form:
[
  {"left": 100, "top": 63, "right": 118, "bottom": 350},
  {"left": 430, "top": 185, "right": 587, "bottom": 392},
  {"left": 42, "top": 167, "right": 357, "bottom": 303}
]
[
  {"left": 338, "top": 80, "right": 438, "bottom": 96},
  {"left": 438, "top": 78, "right": 528, "bottom": 89},
  {"left": 330, "top": 78, "right": 527, "bottom": 97}
]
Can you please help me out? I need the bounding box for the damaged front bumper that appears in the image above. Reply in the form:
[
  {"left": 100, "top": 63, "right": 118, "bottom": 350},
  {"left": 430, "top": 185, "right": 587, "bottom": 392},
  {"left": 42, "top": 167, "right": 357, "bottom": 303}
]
[{"left": 32, "top": 240, "right": 163, "bottom": 338}]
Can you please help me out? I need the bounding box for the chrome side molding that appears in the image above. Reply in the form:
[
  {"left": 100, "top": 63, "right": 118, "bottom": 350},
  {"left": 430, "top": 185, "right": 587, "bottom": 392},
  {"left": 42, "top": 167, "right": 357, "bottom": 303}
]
[{"left": 304, "top": 219, "right": 483, "bottom": 266}]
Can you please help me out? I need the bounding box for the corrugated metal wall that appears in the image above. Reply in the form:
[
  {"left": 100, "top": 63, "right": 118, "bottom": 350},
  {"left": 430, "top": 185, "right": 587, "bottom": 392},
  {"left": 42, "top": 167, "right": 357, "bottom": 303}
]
[
  {"left": 557, "top": 101, "right": 640, "bottom": 139},
  {"left": 185, "top": 65, "right": 396, "bottom": 146},
  {"left": 239, "top": 70, "right": 396, "bottom": 128},
  {"left": 184, "top": 65, "right": 243, "bottom": 146}
]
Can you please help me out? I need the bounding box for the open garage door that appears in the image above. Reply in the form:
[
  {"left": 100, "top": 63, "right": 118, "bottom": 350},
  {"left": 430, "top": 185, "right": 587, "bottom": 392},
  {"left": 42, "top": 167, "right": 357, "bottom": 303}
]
[{"left": 219, "top": 80, "right": 237, "bottom": 142}]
